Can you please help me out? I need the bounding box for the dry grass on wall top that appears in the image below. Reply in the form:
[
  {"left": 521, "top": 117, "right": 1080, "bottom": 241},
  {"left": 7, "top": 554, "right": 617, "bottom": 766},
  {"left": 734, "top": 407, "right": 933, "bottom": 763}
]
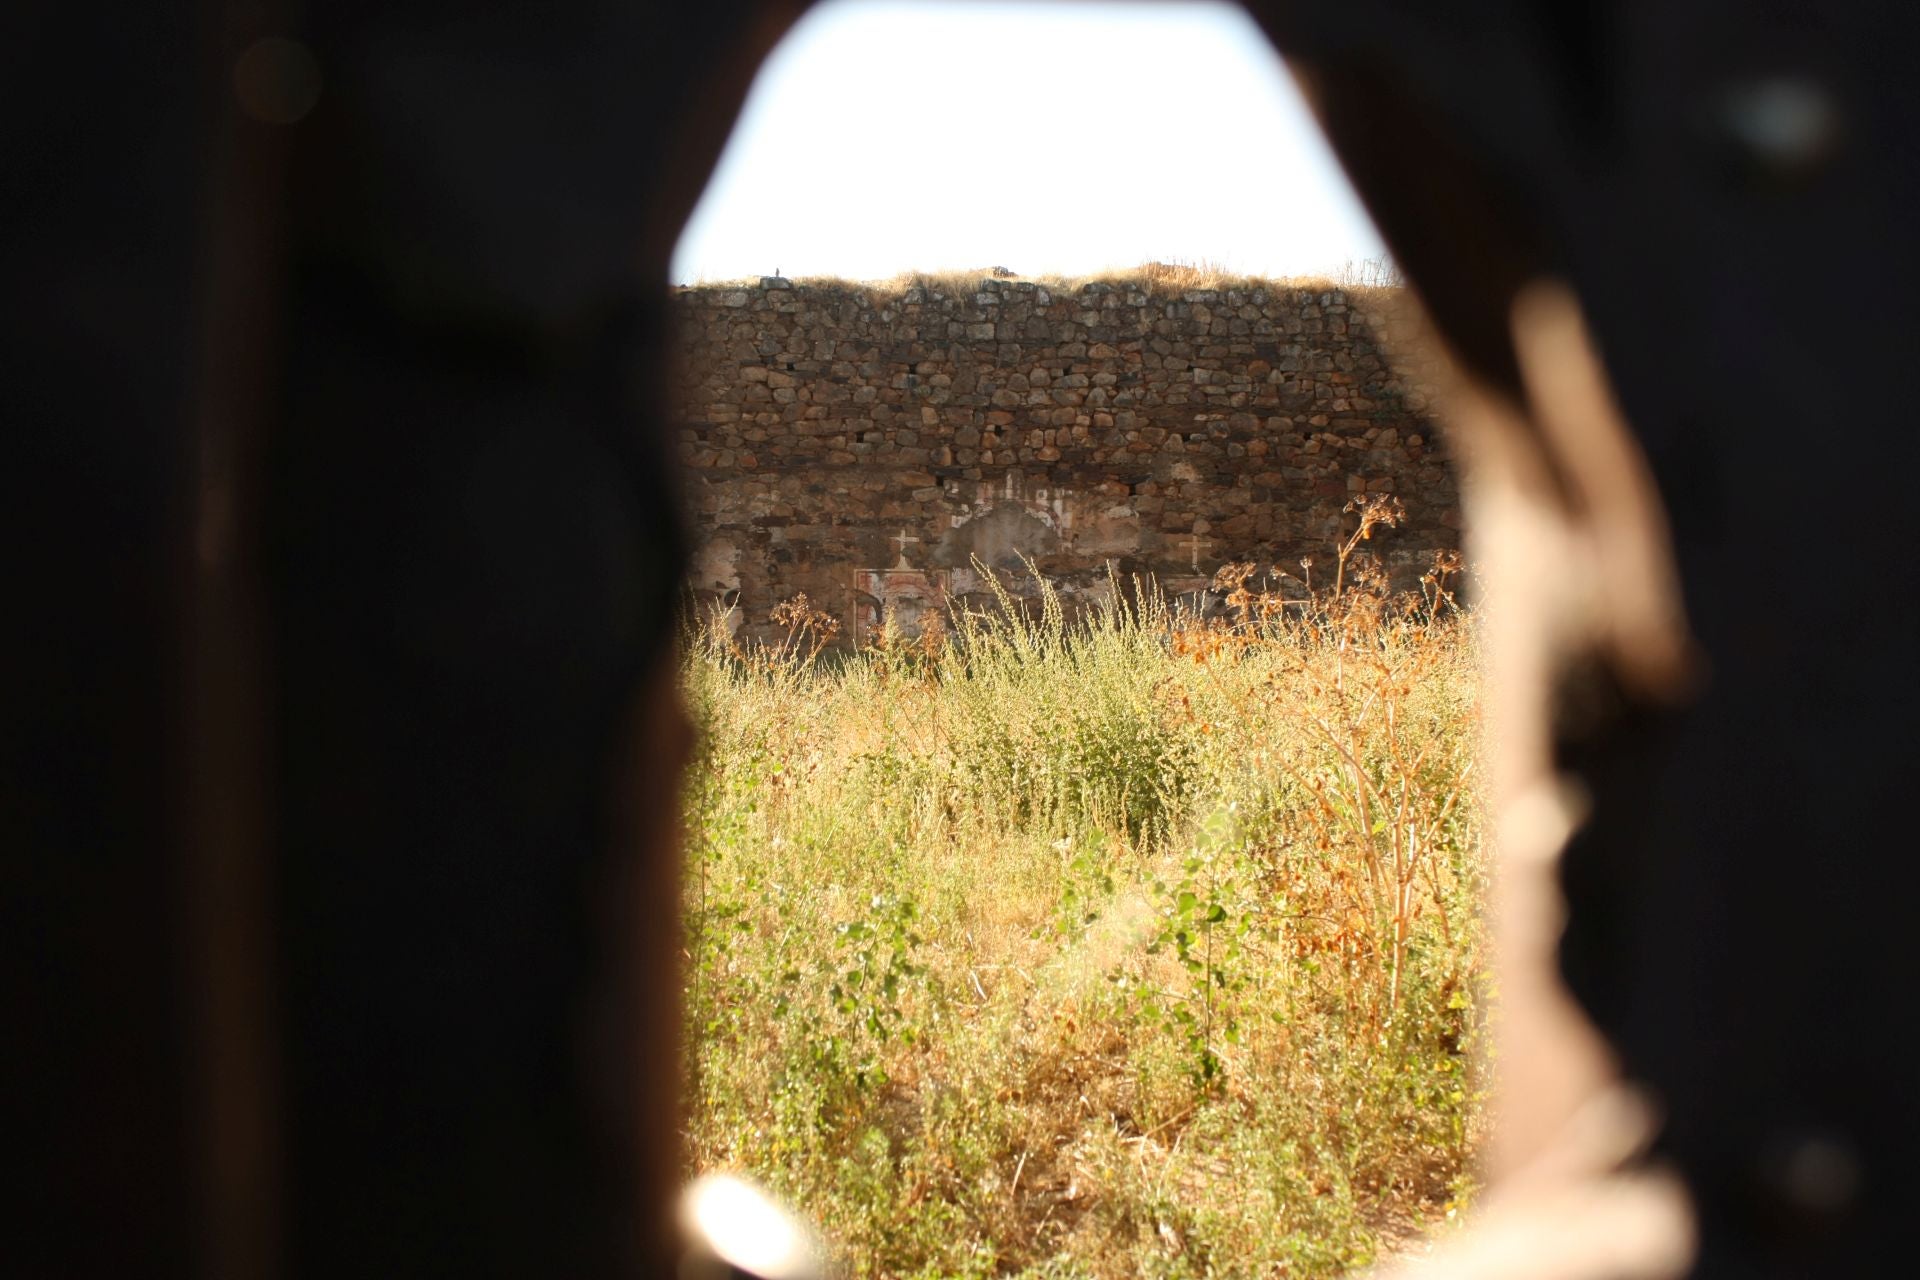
[
  {"left": 675, "top": 258, "right": 1409, "bottom": 307},
  {"left": 680, "top": 543, "right": 1488, "bottom": 1280}
]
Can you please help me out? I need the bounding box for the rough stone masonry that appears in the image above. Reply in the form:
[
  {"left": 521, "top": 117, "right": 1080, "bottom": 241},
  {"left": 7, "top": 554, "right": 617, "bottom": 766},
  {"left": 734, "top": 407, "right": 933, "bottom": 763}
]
[{"left": 672, "top": 274, "right": 1462, "bottom": 646}]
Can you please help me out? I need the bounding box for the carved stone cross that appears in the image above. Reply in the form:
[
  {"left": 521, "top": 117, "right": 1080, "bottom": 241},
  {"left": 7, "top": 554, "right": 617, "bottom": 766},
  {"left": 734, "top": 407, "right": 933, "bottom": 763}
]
[
  {"left": 891, "top": 528, "right": 920, "bottom": 569},
  {"left": 1179, "top": 532, "right": 1213, "bottom": 572}
]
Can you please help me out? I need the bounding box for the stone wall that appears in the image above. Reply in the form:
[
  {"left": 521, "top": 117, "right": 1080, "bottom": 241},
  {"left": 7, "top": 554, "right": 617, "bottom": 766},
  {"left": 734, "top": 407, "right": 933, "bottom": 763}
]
[{"left": 671, "top": 275, "right": 1461, "bottom": 645}]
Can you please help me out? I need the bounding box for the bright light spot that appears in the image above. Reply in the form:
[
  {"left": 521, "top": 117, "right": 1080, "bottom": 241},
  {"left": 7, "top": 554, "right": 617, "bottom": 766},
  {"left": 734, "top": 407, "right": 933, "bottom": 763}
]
[{"left": 681, "top": 1173, "right": 819, "bottom": 1279}]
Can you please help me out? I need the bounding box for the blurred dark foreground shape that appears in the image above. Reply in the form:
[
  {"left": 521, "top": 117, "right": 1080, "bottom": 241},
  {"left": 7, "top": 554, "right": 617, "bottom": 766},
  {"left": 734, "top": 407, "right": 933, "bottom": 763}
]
[{"left": 4, "top": 2, "right": 1916, "bottom": 1277}]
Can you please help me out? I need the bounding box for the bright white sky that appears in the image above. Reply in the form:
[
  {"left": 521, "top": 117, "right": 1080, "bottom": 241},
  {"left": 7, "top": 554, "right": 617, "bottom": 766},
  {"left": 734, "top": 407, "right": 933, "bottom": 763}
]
[{"left": 671, "top": 0, "right": 1389, "bottom": 284}]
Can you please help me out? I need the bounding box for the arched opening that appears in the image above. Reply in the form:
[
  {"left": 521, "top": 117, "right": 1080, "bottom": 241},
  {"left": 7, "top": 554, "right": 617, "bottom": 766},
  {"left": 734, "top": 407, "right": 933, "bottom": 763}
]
[{"left": 669, "top": 6, "right": 1492, "bottom": 1274}]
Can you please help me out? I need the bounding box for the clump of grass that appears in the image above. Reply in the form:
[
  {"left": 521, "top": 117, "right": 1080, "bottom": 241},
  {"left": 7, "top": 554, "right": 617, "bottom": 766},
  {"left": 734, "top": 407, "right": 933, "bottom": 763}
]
[{"left": 681, "top": 511, "right": 1485, "bottom": 1279}]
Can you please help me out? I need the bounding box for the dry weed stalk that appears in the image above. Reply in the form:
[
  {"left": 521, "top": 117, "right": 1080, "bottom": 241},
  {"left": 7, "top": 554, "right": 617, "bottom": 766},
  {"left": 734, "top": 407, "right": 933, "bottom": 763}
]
[
  {"left": 1170, "top": 494, "right": 1475, "bottom": 1031},
  {"left": 769, "top": 592, "right": 840, "bottom": 664}
]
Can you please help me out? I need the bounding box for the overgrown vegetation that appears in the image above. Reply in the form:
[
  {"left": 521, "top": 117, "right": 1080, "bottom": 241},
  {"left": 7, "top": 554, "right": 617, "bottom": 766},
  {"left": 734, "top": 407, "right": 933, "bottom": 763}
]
[{"left": 681, "top": 502, "right": 1486, "bottom": 1278}]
